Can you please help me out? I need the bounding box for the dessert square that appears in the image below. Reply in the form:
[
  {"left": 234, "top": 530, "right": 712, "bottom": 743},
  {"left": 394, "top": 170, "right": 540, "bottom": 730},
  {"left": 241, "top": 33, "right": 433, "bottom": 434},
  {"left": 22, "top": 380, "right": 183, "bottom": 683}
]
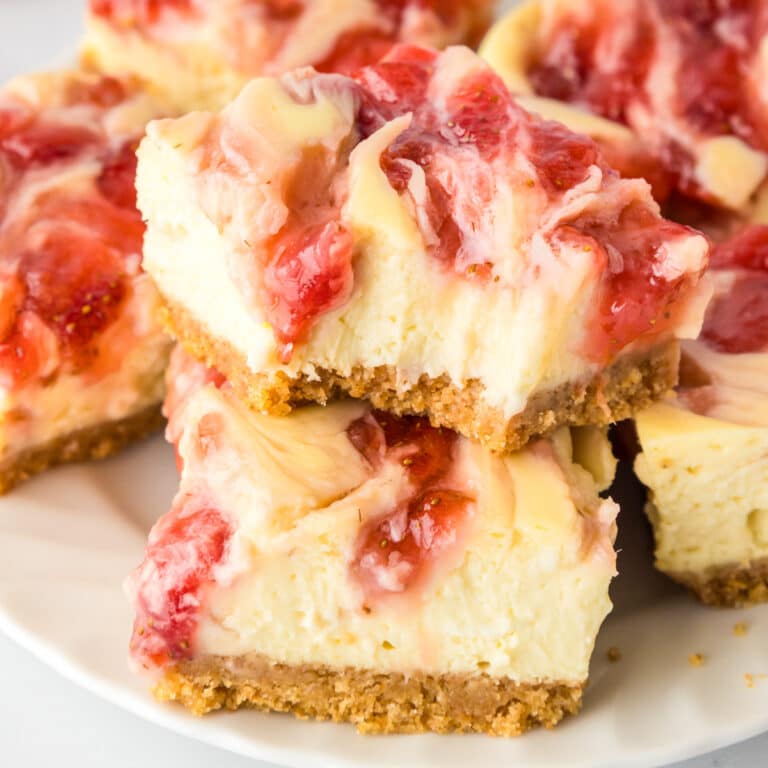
[
  {"left": 137, "top": 44, "right": 710, "bottom": 453},
  {"left": 129, "top": 348, "right": 619, "bottom": 735},
  {"left": 0, "top": 70, "right": 173, "bottom": 491},
  {"left": 635, "top": 224, "right": 768, "bottom": 606},
  {"left": 82, "top": 0, "right": 495, "bottom": 112},
  {"left": 481, "top": 0, "right": 768, "bottom": 215}
]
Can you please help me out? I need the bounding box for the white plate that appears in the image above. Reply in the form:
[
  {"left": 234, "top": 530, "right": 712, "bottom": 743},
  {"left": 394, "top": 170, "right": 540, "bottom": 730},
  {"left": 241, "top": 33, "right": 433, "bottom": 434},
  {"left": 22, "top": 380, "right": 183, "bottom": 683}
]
[
  {"left": 0, "top": 2, "right": 767, "bottom": 767},
  {"left": 1, "top": 441, "right": 768, "bottom": 768}
]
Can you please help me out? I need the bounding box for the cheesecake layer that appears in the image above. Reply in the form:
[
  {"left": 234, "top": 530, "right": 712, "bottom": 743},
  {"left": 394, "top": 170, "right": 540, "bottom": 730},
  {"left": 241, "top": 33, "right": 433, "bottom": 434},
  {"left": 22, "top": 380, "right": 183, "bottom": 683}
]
[
  {"left": 634, "top": 227, "right": 768, "bottom": 605},
  {"left": 0, "top": 402, "right": 162, "bottom": 493},
  {"left": 138, "top": 45, "right": 709, "bottom": 451},
  {"left": 128, "top": 349, "right": 618, "bottom": 733},
  {"left": 480, "top": 0, "right": 768, "bottom": 212},
  {"left": 0, "top": 70, "right": 173, "bottom": 489},
  {"left": 82, "top": 1, "right": 493, "bottom": 112},
  {"left": 161, "top": 298, "right": 681, "bottom": 452}
]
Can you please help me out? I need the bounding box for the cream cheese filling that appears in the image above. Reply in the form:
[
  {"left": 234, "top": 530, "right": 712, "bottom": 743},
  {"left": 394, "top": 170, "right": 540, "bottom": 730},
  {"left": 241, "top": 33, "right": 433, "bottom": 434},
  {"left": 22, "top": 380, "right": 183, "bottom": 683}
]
[
  {"left": 635, "top": 399, "right": 768, "bottom": 574},
  {"left": 168, "top": 379, "right": 616, "bottom": 682}
]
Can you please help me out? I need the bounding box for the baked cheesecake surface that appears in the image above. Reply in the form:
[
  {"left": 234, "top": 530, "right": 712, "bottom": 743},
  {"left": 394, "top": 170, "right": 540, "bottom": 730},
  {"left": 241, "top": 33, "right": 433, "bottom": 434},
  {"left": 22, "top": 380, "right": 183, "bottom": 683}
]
[
  {"left": 481, "top": 0, "right": 768, "bottom": 213},
  {"left": 128, "top": 348, "right": 618, "bottom": 734},
  {"left": 0, "top": 70, "right": 173, "bottom": 490},
  {"left": 83, "top": 0, "right": 494, "bottom": 111},
  {"left": 635, "top": 225, "right": 768, "bottom": 605},
  {"left": 137, "top": 44, "right": 710, "bottom": 452}
]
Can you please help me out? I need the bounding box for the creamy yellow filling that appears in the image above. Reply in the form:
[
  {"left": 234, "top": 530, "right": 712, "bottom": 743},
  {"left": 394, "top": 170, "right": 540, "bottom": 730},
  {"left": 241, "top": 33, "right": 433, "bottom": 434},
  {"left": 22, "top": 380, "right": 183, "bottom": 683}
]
[
  {"left": 635, "top": 399, "right": 768, "bottom": 574},
  {"left": 168, "top": 380, "right": 617, "bottom": 681}
]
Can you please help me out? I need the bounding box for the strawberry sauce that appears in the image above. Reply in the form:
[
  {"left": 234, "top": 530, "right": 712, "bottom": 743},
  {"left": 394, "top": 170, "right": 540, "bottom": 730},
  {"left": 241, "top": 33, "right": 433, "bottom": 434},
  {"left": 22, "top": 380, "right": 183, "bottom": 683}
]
[
  {"left": 0, "top": 78, "right": 145, "bottom": 389},
  {"left": 249, "top": 45, "right": 704, "bottom": 362},
  {"left": 130, "top": 494, "right": 233, "bottom": 667},
  {"left": 527, "top": 0, "right": 768, "bottom": 203},
  {"left": 700, "top": 225, "right": 768, "bottom": 354},
  {"left": 347, "top": 410, "right": 474, "bottom": 602}
]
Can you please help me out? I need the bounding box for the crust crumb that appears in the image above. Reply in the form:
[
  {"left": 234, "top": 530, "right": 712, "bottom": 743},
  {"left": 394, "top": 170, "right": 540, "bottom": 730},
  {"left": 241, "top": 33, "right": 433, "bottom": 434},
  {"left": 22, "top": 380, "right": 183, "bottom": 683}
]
[
  {"left": 154, "top": 654, "right": 585, "bottom": 736},
  {"left": 606, "top": 646, "right": 622, "bottom": 663},
  {"left": 688, "top": 653, "right": 705, "bottom": 667},
  {"left": 160, "top": 301, "right": 680, "bottom": 453},
  {"left": 0, "top": 404, "right": 163, "bottom": 494}
]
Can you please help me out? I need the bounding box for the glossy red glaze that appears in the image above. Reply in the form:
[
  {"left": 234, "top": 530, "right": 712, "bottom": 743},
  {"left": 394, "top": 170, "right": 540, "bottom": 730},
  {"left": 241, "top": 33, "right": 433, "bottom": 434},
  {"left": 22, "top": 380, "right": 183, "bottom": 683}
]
[
  {"left": 574, "top": 202, "right": 701, "bottom": 361},
  {"left": 17, "top": 227, "right": 126, "bottom": 356},
  {"left": 263, "top": 221, "right": 355, "bottom": 363},
  {"left": 0, "top": 313, "right": 54, "bottom": 389},
  {"left": 347, "top": 410, "right": 473, "bottom": 601},
  {"left": 700, "top": 225, "right": 768, "bottom": 354},
  {"left": 527, "top": 0, "right": 768, "bottom": 202},
  {"left": 358, "top": 47, "right": 604, "bottom": 277},
  {"left": 228, "top": 45, "right": 698, "bottom": 363},
  {"left": 130, "top": 497, "right": 232, "bottom": 667},
  {"left": 1, "top": 123, "right": 99, "bottom": 169},
  {"left": 97, "top": 139, "right": 140, "bottom": 209},
  {"left": 709, "top": 224, "right": 768, "bottom": 271},
  {"left": 316, "top": 0, "right": 479, "bottom": 75},
  {"left": 701, "top": 273, "right": 768, "bottom": 354},
  {"left": 0, "top": 84, "right": 146, "bottom": 389},
  {"left": 527, "top": 117, "right": 600, "bottom": 194}
]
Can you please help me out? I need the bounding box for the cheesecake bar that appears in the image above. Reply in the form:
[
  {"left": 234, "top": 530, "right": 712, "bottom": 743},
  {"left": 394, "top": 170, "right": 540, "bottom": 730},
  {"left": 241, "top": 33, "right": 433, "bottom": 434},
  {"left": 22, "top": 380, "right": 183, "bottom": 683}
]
[
  {"left": 0, "top": 70, "right": 173, "bottom": 491},
  {"left": 137, "top": 44, "right": 710, "bottom": 453},
  {"left": 82, "top": 0, "right": 494, "bottom": 112},
  {"left": 635, "top": 224, "right": 768, "bottom": 606},
  {"left": 129, "top": 347, "right": 618, "bottom": 735},
  {"left": 480, "top": 0, "right": 768, "bottom": 214}
]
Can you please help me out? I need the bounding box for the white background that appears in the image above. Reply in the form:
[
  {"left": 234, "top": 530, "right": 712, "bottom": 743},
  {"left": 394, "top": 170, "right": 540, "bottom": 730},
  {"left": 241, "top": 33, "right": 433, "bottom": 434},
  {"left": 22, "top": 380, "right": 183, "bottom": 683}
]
[{"left": 0, "top": 1, "right": 766, "bottom": 766}]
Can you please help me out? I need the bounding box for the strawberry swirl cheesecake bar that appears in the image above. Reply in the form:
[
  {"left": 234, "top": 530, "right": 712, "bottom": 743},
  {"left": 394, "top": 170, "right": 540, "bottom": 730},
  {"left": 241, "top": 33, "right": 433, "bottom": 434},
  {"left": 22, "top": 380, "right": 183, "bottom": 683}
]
[
  {"left": 136, "top": 44, "right": 710, "bottom": 453},
  {"left": 479, "top": 1, "right": 768, "bottom": 605},
  {"left": 128, "top": 347, "right": 618, "bottom": 735},
  {"left": 480, "top": 0, "right": 768, "bottom": 215},
  {"left": 0, "top": 70, "right": 173, "bottom": 491},
  {"left": 82, "top": 0, "right": 495, "bottom": 112},
  {"left": 635, "top": 225, "right": 768, "bottom": 606}
]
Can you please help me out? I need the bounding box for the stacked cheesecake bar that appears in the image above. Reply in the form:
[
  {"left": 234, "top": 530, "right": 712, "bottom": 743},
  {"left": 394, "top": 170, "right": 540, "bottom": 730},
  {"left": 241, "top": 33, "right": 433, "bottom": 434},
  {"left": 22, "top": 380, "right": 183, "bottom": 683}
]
[
  {"left": 0, "top": 0, "right": 495, "bottom": 494},
  {"left": 482, "top": 0, "right": 768, "bottom": 606},
  {"left": 129, "top": 43, "right": 710, "bottom": 733}
]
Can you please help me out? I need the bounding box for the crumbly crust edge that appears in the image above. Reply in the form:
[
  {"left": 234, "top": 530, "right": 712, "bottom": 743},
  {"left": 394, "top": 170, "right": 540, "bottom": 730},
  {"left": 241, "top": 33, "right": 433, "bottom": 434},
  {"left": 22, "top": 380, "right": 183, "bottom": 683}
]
[
  {"left": 663, "top": 557, "right": 768, "bottom": 608},
  {"left": 642, "top": 500, "right": 768, "bottom": 606},
  {"left": 154, "top": 654, "right": 584, "bottom": 736},
  {"left": 160, "top": 301, "right": 679, "bottom": 453},
  {"left": 0, "top": 403, "right": 163, "bottom": 494}
]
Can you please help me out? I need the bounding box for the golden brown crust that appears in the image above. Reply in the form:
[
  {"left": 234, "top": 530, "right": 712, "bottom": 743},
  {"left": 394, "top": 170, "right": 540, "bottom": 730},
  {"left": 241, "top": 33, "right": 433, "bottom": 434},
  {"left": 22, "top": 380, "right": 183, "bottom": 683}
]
[
  {"left": 0, "top": 403, "right": 163, "bottom": 494},
  {"left": 664, "top": 558, "right": 768, "bottom": 608},
  {"left": 154, "top": 654, "right": 584, "bottom": 736},
  {"left": 160, "top": 301, "right": 679, "bottom": 453}
]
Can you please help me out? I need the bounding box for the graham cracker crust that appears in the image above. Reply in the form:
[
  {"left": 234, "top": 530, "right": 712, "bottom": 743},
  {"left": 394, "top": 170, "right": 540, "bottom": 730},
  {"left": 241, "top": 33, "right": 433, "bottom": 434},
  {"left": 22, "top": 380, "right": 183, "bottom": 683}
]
[
  {"left": 665, "top": 558, "right": 768, "bottom": 608},
  {"left": 154, "top": 655, "right": 584, "bottom": 736},
  {"left": 160, "top": 301, "right": 679, "bottom": 453},
  {"left": 0, "top": 403, "right": 163, "bottom": 494}
]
